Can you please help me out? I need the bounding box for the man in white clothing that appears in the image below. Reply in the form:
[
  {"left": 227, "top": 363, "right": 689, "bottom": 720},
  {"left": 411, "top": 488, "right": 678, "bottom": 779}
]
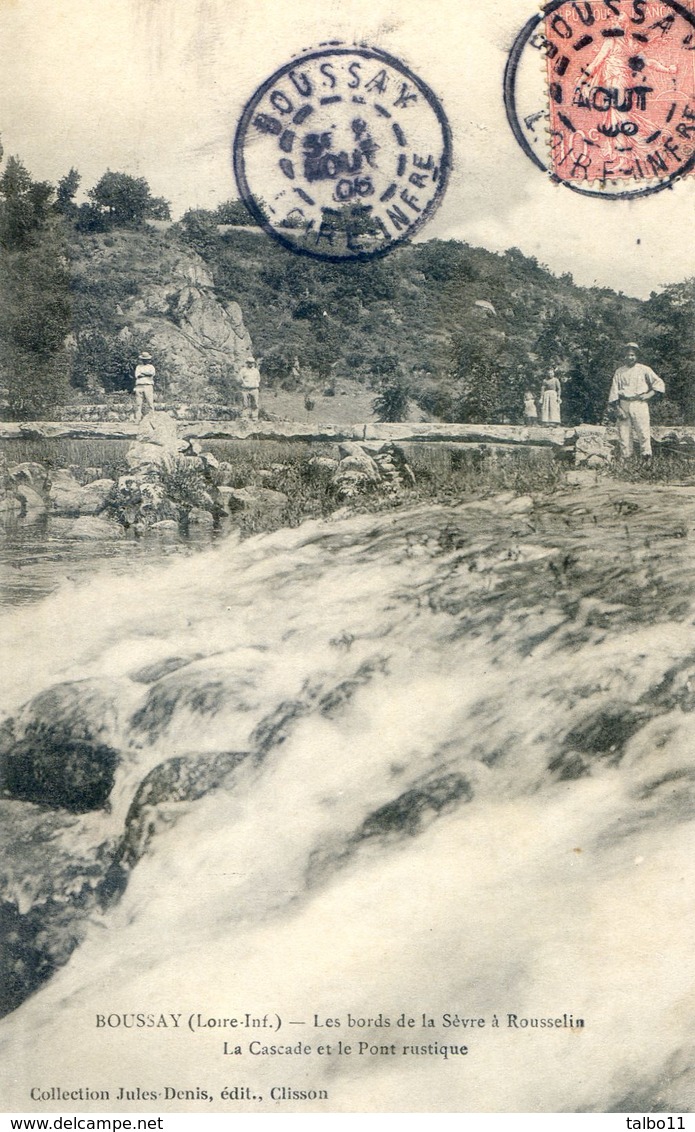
[
  {"left": 133, "top": 351, "right": 156, "bottom": 422},
  {"left": 240, "top": 357, "right": 261, "bottom": 420},
  {"left": 607, "top": 342, "right": 665, "bottom": 459}
]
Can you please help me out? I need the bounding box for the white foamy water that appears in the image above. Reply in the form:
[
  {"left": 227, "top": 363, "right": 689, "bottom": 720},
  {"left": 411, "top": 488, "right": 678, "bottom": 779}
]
[{"left": 1, "top": 487, "right": 694, "bottom": 1113}]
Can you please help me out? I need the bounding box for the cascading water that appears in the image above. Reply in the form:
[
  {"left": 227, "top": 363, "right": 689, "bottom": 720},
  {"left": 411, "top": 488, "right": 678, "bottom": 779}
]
[{"left": 1, "top": 483, "right": 694, "bottom": 1112}]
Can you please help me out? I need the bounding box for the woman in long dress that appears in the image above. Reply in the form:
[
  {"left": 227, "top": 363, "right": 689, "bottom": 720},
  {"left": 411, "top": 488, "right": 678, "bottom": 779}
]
[{"left": 540, "top": 369, "right": 562, "bottom": 424}]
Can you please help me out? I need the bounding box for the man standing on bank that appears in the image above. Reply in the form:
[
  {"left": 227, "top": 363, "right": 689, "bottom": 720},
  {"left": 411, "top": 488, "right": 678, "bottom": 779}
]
[
  {"left": 133, "top": 351, "right": 156, "bottom": 422},
  {"left": 607, "top": 342, "right": 665, "bottom": 460}
]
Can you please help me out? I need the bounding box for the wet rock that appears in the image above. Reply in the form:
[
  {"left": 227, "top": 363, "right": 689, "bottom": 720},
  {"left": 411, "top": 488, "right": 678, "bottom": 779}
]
[
  {"left": 100, "top": 749, "right": 251, "bottom": 903},
  {"left": 7, "top": 463, "right": 48, "bottom": 493},
  {"left": 131, "top": 655, "right": 203, "bottom": 684},
  {"left": 1, "top": 735, "right": 119, "bottom": 812},
  {"left": 60, "top": 516, "right": 125, "bottom": 540},
  {"left": 0, "top": 679, "right": 133, "bottom": 815},
  {"left": 548, "top": 705, "right": 655, "bottom": 779},
  {"left": 14, "top": 485, "right": 46, "bottom": 517},
  {"left": 0, "top": 800, "right": 119, "bottom": 1018},
  {"left": 359, "top": 773, "right": 474, "bottom": 840},
  {"left": 130, "top": 666, "right": 258, "bottom": 744},
  {"left": 14, "top": 677, "right": 131, "bottom": 749},
  {"left": 0, "top": 898, "right": 59, "bottom": 1018}
]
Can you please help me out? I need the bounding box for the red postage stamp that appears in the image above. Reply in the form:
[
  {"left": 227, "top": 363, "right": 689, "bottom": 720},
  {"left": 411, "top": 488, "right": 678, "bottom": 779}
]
[{"left": 544, "top": 0, "right": 695, "bottom": 187}]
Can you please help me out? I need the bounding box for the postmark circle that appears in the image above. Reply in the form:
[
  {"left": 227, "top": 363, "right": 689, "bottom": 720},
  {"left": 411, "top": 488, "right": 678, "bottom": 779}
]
[
  {"left": 504, "top": 0, "right": 695, "bottom": 199},
  {"left": 233, "top": 46, "right": 452, "bottom": 260}
]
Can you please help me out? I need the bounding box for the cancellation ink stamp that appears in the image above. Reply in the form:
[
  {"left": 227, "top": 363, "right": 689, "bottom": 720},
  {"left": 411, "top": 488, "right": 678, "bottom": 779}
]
[{"left": 234, "top": 45, "right": 452, "bottom": 260}]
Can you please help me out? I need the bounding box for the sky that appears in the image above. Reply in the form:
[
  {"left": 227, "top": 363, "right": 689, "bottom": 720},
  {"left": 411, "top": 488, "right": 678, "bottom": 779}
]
[{"left": 0, "top": 0, "right": 693, "bottom": 296}]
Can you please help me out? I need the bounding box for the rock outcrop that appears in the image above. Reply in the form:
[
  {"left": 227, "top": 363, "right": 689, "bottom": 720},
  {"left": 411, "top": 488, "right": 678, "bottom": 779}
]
[
  {"left": 70, "top": 230, "right": 255, "bottom": 401},
  {"left": 108, "top": 411, "right": 224, "bottom": 532},
  {"left": 331, "top": 441, "right": 416, "bottom": 499}
]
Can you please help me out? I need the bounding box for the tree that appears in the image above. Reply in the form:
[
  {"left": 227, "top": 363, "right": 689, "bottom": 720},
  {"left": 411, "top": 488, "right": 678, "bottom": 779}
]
[
  {"left": 372, "top": 377, "right": 410, "bottom": 422},
  {"left": 55, "top": 168, "right": 81, "bottom": 217},
  {"left": 0, "top": 233, "right": 72, "bottom": 418},
  {"left": 214, "top": 198, "right": 262, "bottom": 226},
  {"left": 87, "top": 171, "right": 170, "bottom": 226},
  {"left": 0, "top": 156, "right": 54, "bottom": 250},
  {"left": 644, "top": 279, "right": 695, "bottom": 422}
]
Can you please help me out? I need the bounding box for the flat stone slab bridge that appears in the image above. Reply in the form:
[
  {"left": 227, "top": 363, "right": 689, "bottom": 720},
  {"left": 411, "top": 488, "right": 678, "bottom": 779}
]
[{"left": 1, "top": 421, "right": 694, "bottom": 466}]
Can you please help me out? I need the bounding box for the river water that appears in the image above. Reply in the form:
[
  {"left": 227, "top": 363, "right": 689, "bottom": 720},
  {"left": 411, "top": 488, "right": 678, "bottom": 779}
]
[{"left": 0, "top": 514, "right": 221, "bottom": 608}]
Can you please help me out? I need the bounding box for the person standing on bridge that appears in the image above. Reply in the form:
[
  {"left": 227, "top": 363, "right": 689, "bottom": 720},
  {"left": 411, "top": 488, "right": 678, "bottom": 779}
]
[
  {"left": 540, "top": 368, "right": 562, "bottom": 424},
  {"left": 133, "top": 351, "right": 156, "bottom": 422},
  {"left": 240, "top": 356, "right": 261, "bottom": 421},
  {"left": 523, "top": 390, "right": 539, "bottom": 426},
  {"left": 608, "top": 342, "right": 665, "bottom": 460}
]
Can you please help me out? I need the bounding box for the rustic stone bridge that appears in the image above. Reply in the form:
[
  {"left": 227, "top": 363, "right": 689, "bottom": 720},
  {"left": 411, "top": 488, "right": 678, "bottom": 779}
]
[{"left": 2, "top": 420, "right": 694, "bottom": 466}]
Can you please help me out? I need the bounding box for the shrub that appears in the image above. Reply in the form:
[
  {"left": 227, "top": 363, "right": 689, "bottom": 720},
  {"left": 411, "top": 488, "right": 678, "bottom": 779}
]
[{"left": 372, "top": 379, "right": 410, "bottom": 422}]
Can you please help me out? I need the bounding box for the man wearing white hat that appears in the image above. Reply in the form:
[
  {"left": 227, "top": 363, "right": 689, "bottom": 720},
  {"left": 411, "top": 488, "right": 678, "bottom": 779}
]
[
  {"left": 240, "top": 356, "right": 261, "bottom": 421},
  {"left": 607, "top": 342, "right": 665, "bottom": 459},
  {"left": 133, "top": 351, "right": 156, "bottom": 422}
]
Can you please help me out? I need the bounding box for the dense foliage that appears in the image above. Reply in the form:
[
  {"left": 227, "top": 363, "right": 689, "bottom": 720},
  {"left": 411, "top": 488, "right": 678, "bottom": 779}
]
[
  {"left": 0, "top": 157, "right": 72, "bottom": 417},
  {"left": 0, "top": 156, "right": 171, "bottom": 417},
  {"left": 180, "top": 214, "right": 694, "bottom": 426},
  {"left": 0, "top": 146, "right": 693, "bottom": 424}
]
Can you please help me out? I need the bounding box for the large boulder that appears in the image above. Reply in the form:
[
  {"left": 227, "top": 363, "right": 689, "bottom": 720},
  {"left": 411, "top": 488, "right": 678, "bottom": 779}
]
[
  {"left": 332, "top": 440, "right": 415, "bottom": 499},
  {"left": 6, "top": 463, "right": 49, "bottom": 494},
  {"left": 571, "top": 427, "right": 614, "bottom": 468},
  {"left": 117, "top": 245, "right": 254, "bottom": 399},
  {"left": 126, "top": 412, "right": 188, "bottom": 472},
  {"left": 75, "top": 478, "right": 115, "bottom": 513},
  {"left": 47, "top": 471, "right": 113, "bottom": 516},
  {"left": 13, "top": 485, "right": 46, "bottom": 517},
  {"left": 47, "top": 468, "right": 83, "bottom": 514},
  {"left": 0, "top": 678, "right": 131, "bottom": 812},
  {"left": 225, "top": 487, "right": 289, "bottom": 512},
  {"left": 52, "top": 516, "right": 125, "bottom": 540}
]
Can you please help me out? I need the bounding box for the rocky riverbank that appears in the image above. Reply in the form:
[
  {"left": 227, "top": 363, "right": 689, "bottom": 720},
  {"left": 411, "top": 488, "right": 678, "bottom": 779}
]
[{"left": 0, "top": 412, "right": 418, "bottom": 537}]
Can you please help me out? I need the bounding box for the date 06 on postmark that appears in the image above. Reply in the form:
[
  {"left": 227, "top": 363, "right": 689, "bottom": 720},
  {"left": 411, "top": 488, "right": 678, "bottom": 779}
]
[{"left": 233, "top": 46, "right": 452, "bottom": 260}]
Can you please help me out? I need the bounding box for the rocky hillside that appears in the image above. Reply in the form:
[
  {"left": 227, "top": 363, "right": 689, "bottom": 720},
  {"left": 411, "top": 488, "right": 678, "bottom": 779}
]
[
  {"left": 3, "top": 198, "right": 693, "bottom": 424},
  {"left": 67, "top": 228, "right": 254, "bottom": 404}
]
